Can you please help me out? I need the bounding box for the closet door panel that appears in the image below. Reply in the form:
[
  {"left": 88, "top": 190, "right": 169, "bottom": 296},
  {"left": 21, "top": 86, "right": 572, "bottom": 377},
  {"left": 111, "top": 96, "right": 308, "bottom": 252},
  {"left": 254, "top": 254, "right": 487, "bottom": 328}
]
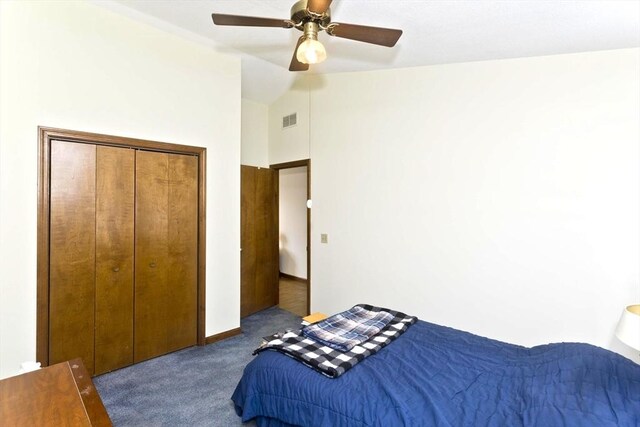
[
  {"left": 135, "top": 150, "right": 170, "bottom": 362},
  {"left": 166, "top": 154, "right": 198, "bottom": 351},
  {"left": 49, "top": 141, "right": 96, "bottom": 373},
  {"left": 95, "top": 146, "right": 135, "bottom": 375},
  {"left": 135, "top": 151, "right": 198, "bottom": 361}
]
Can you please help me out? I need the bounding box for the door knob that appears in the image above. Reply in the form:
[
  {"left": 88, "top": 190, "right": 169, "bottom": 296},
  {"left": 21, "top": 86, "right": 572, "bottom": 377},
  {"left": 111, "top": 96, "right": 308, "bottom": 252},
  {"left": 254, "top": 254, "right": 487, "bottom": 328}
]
[
  {"left": 112, "top": 267, "right": 120, "bottom": 272},
  {"left": 149, "top": 262, "right": 156, "bottom": 268}
]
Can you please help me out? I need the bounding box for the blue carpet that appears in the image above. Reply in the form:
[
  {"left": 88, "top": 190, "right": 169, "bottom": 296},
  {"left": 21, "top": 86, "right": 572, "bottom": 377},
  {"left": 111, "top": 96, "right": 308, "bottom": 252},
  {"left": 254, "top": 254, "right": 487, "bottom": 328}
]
[{"left": 94, "top": 307, "right": 301, "bottom": 426}]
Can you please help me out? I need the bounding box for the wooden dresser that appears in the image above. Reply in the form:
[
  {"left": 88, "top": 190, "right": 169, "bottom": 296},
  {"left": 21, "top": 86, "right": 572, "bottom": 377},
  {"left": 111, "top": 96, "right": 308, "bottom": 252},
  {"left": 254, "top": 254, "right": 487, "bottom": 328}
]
[{"left": 0, "top": 358, "right": 111, "bottom": 426}]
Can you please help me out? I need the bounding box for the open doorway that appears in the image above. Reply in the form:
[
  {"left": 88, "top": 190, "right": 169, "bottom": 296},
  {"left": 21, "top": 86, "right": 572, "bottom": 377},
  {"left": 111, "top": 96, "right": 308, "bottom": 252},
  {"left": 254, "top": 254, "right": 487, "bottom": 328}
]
[{"left": 271, "top": 160, "right": 310, "bottom": 317}]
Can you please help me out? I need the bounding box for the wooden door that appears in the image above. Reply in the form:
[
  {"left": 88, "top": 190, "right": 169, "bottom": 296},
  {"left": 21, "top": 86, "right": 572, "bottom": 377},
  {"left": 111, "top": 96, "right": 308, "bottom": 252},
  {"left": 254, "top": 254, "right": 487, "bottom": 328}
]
[
  {"left": 94, "top": 146, "right": 135, "bottom": 375},
  {"left": 49, "top": 141, "right": 96, "bottom": 372},
  {"left": 241, "top": 165, "right": 279, "bottom": 317},
  {"left": 135, "top": 150, "right": 198, "bottom": 362}
]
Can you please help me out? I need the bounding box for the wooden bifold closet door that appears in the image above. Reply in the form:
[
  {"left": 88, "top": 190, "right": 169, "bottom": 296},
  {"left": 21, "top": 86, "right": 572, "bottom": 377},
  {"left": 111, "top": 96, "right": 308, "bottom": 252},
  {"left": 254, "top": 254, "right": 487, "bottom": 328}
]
[
  {"left": 48, "top": 139, "right": 197, "bottom": 375},
  {"left": 49, "top": 141, "right": 98, "bottom": 374},
  {"left": 135, "top": 150, "right": 198, "bottom": 362},
  {"left": 95, "top": 146, "right": 135, "bottom": 374}
]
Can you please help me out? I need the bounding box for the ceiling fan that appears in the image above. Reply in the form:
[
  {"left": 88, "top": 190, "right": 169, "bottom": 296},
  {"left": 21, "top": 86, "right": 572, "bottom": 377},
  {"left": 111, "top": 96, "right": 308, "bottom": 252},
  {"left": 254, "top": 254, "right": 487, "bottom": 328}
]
[{"left": 211, "top": 0, "right": 403, "bottom": 72}]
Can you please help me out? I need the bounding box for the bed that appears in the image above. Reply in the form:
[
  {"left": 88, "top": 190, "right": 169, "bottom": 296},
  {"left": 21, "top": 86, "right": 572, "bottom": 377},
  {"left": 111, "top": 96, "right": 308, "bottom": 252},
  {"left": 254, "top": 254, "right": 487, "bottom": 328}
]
[{"left": 232, "top": 314, "right": 640, "bottom": 426}]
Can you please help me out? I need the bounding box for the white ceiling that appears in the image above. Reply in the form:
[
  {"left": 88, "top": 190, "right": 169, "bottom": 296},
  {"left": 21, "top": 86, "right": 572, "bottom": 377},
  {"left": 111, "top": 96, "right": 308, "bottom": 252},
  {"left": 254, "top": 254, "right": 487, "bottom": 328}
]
[{"left": 104, "top": 0, "right": 640, "bottom": 104}]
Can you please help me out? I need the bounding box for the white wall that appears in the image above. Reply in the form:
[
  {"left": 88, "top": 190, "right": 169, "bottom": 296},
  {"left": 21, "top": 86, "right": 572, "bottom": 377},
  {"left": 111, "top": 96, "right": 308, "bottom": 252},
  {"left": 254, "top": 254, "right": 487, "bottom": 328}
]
[
  {"left": 241, "top": 99, "right": 269, "bottom": 167},
  {"left": 271, "top": 49, "right": 640, "bottom": 362},
  {"left": 268, "top": 78, "right": 311, "bottom": 165},
  {"left": 279, "top": 167, "right": 308, "bottom": 279},
  {"left": 0, "top": 1, "right": 241, "bottom": 378}
]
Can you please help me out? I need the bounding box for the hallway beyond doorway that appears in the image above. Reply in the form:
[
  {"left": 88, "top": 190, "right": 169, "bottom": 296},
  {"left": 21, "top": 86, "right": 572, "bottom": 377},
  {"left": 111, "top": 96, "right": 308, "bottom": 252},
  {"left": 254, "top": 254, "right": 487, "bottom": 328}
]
[{"left": 278, "top": 275, "right": 307, "bottom": 317}]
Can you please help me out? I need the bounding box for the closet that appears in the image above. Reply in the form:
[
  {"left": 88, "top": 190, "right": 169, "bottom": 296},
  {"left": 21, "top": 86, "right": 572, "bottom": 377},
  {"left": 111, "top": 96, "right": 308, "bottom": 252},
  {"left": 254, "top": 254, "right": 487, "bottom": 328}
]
[{"left": 39, "top": 129, "right": 203, "bottom": 376}]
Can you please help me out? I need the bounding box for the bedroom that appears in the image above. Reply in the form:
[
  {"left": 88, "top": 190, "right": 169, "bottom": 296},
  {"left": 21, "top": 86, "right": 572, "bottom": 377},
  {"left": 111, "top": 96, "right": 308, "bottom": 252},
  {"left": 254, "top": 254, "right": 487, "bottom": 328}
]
[{"left": 0, "top": 0, "right": 638, "bottom": 425}]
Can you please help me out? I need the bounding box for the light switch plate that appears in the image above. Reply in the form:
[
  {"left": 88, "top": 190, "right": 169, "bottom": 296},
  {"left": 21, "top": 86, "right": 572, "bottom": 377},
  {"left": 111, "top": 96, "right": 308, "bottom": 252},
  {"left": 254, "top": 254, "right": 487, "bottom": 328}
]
[{"left": 320, "top": 233, "right": 328, "bottom": 244}]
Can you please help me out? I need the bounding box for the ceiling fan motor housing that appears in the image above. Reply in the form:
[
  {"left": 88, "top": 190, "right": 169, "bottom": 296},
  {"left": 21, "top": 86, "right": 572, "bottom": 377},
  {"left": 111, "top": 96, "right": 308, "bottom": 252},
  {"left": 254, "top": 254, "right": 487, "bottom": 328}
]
[{"left": 291, "top": 0, "right": 331, "bottom": 29}]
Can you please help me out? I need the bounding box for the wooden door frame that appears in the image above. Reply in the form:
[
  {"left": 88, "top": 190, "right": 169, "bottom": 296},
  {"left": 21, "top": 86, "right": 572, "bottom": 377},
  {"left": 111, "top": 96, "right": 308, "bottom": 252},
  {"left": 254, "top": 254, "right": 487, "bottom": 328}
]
[
  {"left": 269, "top": 159, "right": 311, "bottom": 316},
  {"left": 37, "top": 126, "right": 207, "bottom": 367}
]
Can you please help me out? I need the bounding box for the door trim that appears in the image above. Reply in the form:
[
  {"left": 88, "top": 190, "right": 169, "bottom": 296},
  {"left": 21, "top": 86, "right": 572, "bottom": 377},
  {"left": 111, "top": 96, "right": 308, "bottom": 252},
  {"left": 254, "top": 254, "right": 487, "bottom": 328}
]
[
  {"left": 37, "top": 126, "right": 207, "bottom": 367},
  {"left": 270, "top": 159, "right": 311, "bottom": 316}
]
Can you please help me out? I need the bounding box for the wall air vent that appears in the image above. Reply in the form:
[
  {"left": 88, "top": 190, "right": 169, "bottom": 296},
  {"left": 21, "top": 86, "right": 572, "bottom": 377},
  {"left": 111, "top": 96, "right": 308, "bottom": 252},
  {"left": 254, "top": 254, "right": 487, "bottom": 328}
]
[{"left": 282, "top": 113, "right": 297, "bottom": 129}]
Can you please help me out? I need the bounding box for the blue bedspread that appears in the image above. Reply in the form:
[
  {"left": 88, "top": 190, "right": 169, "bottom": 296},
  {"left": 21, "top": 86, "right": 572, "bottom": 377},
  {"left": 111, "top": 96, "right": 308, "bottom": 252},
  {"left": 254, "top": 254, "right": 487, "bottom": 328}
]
[{"left": 232, "top": 320, "right": 640, "bottom": 426}]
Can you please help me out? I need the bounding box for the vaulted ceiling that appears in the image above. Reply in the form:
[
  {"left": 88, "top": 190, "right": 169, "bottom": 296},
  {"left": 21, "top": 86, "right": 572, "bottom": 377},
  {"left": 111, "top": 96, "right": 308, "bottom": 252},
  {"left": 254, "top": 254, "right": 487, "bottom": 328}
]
[{"left": 104, "top": 1, "right": 639, "bottom": 103}]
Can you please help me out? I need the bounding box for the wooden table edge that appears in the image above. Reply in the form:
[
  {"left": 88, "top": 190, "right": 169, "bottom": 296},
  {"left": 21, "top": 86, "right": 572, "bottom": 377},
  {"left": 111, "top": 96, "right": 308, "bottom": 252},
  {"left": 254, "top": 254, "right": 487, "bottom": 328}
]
[{"left": 67, "top": 358, "right": 112, "bottom": 426}]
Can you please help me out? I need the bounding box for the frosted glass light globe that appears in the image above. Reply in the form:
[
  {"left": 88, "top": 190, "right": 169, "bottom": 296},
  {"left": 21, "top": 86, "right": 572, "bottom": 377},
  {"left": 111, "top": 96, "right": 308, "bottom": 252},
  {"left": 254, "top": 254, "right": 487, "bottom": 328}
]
[{"left": 296, "top": 39, "right": 327, "bottom": 64}]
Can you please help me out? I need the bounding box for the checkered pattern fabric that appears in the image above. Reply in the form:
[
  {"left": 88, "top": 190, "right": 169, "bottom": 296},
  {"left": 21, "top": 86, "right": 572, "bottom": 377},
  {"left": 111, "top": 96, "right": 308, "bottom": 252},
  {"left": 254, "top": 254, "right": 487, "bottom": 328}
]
[
  {"left": 254, "top": 304, "right": 417, "bottom": 378},
  {"left": 301, "top": 305, "right": 395, "bottom": 352}
]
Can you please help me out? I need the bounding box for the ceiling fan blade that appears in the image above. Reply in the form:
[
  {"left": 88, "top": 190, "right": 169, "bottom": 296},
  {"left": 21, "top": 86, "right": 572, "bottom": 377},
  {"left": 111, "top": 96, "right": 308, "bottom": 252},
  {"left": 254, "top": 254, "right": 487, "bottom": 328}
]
[
  {"left": 289, "top": 37, "right": 310, "bottom": 72},
  {"left": 211, "top": 13, "right": 292, "bottom": 28},
  {"left": 328, "top": 23, "right": 402, "bottom": 47},
  {"left": 307, "top": 0, "right": 332, "bottom": 15}
]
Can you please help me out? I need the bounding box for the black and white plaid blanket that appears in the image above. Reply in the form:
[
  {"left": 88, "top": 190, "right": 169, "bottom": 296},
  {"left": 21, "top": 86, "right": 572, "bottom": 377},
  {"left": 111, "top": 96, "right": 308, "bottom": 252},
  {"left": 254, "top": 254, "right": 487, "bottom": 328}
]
[{"left": 254, "top": 304, "right": 417, "bottom": 378}]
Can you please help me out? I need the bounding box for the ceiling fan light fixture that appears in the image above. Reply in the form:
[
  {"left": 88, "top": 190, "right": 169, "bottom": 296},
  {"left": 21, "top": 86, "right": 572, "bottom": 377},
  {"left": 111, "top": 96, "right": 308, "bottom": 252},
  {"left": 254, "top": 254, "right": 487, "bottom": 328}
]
[
  {"left": 296, "top": 21, "right": 326, "bottom": 65},
  {"left": 296, "top": 38, "right": 326, "bottom": 64}
]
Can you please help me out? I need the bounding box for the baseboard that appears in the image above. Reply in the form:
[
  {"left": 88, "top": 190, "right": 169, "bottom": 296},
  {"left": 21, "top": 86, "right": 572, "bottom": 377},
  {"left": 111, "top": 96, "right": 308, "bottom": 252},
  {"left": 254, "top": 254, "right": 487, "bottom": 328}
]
[
  {"left": 279, "top": 272, "right": 308, "bottom": 284},
  {"left": 205, "top": 327, "right": 242, "bottom": 345}
]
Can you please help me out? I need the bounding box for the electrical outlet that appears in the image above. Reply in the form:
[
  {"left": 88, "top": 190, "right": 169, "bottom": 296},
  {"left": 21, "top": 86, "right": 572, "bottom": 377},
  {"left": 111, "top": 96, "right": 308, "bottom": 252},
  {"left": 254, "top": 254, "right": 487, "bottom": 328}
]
[{"left": 321, "top": 233, "right": 328, "bottom": 244}]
